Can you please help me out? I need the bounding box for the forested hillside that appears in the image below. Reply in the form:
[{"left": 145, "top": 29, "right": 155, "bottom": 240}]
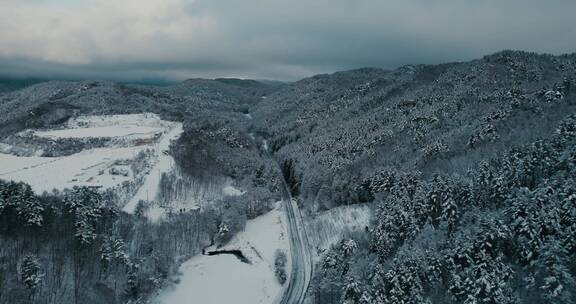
[
  {"left": 0, "top": 183, "right": 220, "bottom": 303},
  {"left": 0, "top": 78, "right": 286, "bottom": 304},
  {"left": 310, "top": 114, "right": 576, "bottom": 304},
  {"left": 253, "top": 50, "right": 575, "bottom": 210},
  {"left": 1, "top": 50, "right": 575, "bottom": 304},
  {"left": 249, "top": 50, "right": 576, "bottom": 303},
  {"left": 0, "top": 78, "right": 276, "bottom": 136}
]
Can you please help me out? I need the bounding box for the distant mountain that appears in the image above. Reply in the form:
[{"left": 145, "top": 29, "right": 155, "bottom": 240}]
[
  {"left": 0, "top": 77, "right": 48, "bottom": 93},
  {"left": 175, "top": 77, "right": 285, "bottom": 104},
  {"left": 0, "top": 78, "right": 284, "bottom": 137}
]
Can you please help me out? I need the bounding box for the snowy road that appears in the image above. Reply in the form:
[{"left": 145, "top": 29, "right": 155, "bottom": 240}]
[{"left": 278, "top": 171, "right": 313, "bottom": 304}]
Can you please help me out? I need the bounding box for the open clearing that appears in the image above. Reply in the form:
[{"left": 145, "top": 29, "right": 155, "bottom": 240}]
[
  {"left": 154, "top": 206, "right": 290, "bottom": 304},
  {"left": 0, "top": 114, "right": 182, "bottom": 198},
  {"left": 0, "top": 146, "right": 145, "bottom": 193}
]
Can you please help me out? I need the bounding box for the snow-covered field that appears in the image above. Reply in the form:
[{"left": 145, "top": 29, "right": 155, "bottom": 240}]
[
  {"left": 31, "top": 113, "right": 173, "bottom": 142},
  {"left": 122, "top": 123, "right": 183, "bottom": 217},
  {"left": 0, "top": 114, "right": 182, "bottom": 201},
  {"left": 0, "top": 146, "right": 145, "bottom": 193},
  {"left": 154, "top": 206, "right": 290, "bottom": 304},
  {"left": 305, "top": 204, "right": 371, "bottom": 261},
  {"left": 1, "top": 112, "right": 298, "bottom": 303},
  {"left": 1, "top": 113, "right": 295, "bottom": 304}
]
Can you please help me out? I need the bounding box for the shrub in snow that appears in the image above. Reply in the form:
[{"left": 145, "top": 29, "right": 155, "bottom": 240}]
[
  {"left": 467, "top": 124, "right": 499, "bottom": 148},
  {"left": 422, "top": 141, "right": 449, "bottom": 159},
  {"left": 215, "top": 222, "right": 231, "bottom": 245},
  {"left": 20, "top": 255, "right": 43, "bottom": 291},
  {"left": 134, "top": 200, "right": 149, "bottom": 218},
  {"left": 274, "top": 250, "right": 288, "bottom": 285},
  {"left": 340, "top": 239, "right": 358, "bottom": 259},
  {"left": 534, "top": 241, "right": 575, "bottom": 304},
  {"left": 544, "top": 89, "right": 563, "bottom": 102}
]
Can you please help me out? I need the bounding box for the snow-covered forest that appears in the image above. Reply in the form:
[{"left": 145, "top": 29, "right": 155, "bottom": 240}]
[
  {"left": 0, "top": 50, "right": 575, "bottom": 304},
  {"left": 310, "top": 114, "right": 576, "bottom": 304}
]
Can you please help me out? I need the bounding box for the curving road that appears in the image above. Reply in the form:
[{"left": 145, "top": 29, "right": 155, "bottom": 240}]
[
  {"left": 278, "top": 172, "right": 313, "bottom": 304},
  {"left": 257, "top": 128, "right": 313, "bottom": 304}
]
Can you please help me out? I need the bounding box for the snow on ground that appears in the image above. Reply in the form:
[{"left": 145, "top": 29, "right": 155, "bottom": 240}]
[
  {"left": 0, "top": 114, "right": 182, "bottom": 200},
  {"left": 222, "top": 183, "right": 245, "bottom": 196},
  {"left": 154, "top": 205, "right": 290, "bottom": 304},
  {"left": 305, "top": 204, "right": 371, "bottom": 261},
  {"left": 30, "top": 113, "right": 174, "bottom": 144},
  {"left": 0, "top": 146, "right": 145, "bottom": 193},
  {"left": 34, "top": 126, "right": 162, "bottom": 140},
  {"left": 137, "top": 177, "right": 246, "bottom": 221},
  {"left": 122, "top": 123, "right": 183, "bottom": 217},
  {"left": 66, "top": 113, "right": 167, "bottom": 128}
]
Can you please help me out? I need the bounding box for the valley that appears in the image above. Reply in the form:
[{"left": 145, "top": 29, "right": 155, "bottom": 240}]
[
  {"left": 0, "top": 51, "right": 575, "bottom": 304},
  {"left": 0, "top": 113, "right": 178, "bottom": 194}
]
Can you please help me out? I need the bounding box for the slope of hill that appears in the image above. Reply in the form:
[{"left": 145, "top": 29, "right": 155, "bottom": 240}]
[
  {"left": 0, "top": 51, "right": 575, "bottom": 304},
  {"left": 0, "top": 78, "right": 288, "bottom": 303},
  {"left": 0, "top": 77, "right": 285, "bottom": 132},
  {"left": 252, "top": 50, "right": 576, "bottom": 210}
]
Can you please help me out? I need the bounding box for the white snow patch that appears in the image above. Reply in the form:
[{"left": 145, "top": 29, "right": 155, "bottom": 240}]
[
  {"left": 154, "top": 206, "right": 290, "bottom": 304},
  {"left": 305, "top": 204, "right": 371, "bottom": 261},
  {"left": 122, "top": 123, "right": 183, "bottom": 216},
  {"left": 146, "top": 204, "right": 168, "bottom": 222},
  {"left": 29, "top": 113, "right": 172, "bottom": 140},
  {"left": 222, "top": 184, "right": 245, "bottom": 196},
  {"left": 67, "top": 113, "right": 166, "bottom": 128},
  {"left": 0, "top": 114, "right": 183, "bottom": 203},
  {"left": 0, "top": 146, "right": 145, "bottom": 193}
]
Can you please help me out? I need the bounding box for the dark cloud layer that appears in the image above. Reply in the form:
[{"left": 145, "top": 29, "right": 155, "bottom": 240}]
[{"left": 1, "top": 0, "right": 575, "bottom": 81}]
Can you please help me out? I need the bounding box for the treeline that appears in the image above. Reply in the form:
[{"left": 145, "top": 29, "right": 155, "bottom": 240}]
[
  {"left": 168, "top": 118, "right": 284, "bottom": 243},
  {"left": 312, "top": 114, "right": 576, "bottom": 304},
  {"left": 0, "top": 185, "right": 218, "bottom": 304},
  {"left": 2, "top": 133, "right": 111, "bottom": 157},
  {"left": 0, "top": 74, "right": 287, "bottom": 304}
]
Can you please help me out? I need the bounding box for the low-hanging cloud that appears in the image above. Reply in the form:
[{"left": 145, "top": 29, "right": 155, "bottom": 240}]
[{"left": 1, "top": 0, "right": 575, "bottom": 81}]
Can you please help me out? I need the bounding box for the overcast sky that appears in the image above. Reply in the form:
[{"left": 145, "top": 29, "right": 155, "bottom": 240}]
[{"left": 1, "top": 0, "right": 575, "bottom": 82}]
